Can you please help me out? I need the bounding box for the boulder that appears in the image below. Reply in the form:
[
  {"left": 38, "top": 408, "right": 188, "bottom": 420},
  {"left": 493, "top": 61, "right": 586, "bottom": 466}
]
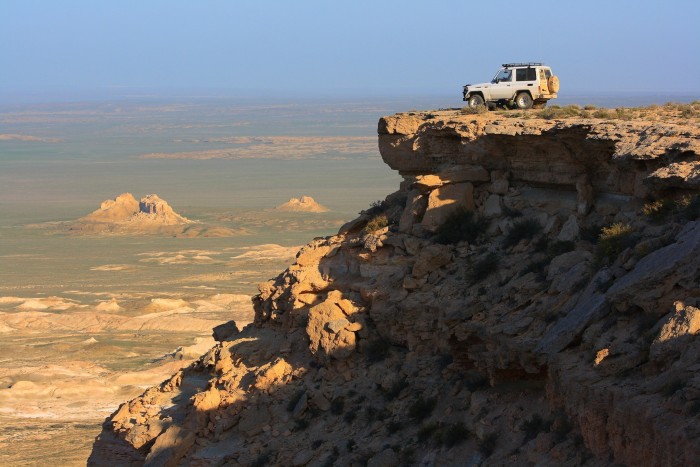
[
  {"left": 306, "top": 300, "right": 356, "bottom": 361},
  {"left": 557, "top": 215, "right": 580, "bottom": 242},
  {"left": 650, "top": 301, "right": 700, "bottom": 362},
  {"left": 421, "top": 182, "right": 474, "bottom": 232}
]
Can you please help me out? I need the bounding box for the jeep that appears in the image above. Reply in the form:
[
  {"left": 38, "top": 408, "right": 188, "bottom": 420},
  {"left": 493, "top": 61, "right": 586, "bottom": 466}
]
[{"left": 462, "top": 63, "right": 559, "bottom": 109}]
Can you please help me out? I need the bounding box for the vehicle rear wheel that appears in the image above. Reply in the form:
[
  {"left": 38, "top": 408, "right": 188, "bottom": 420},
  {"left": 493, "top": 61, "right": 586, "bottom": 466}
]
[
  {"left": 467, "top": 94, "right": 485, "bottom": 108},
  {"left": 515, "top": 92, "right": 533, "bottom": 109}
]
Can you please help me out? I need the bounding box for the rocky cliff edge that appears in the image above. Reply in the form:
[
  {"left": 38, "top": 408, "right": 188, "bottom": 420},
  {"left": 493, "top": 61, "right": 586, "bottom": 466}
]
[{"left": 90, "top": 106, "right": 700, "bottom": 466}]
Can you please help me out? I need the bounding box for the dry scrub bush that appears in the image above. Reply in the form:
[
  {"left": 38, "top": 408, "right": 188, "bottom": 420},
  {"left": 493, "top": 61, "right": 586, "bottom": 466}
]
[
  {"left": 460, "top": 105, "right": 487, "bottom": 115},
  {"left": 503, "top": 218, "right": 542, "bottom": 248},
  {"left": 435, "top": 208, "right": 489, "bottom": 244},
  {"left": 596, "top": 222, "right": 635, "bottom": 265},
  {"left": 363, "top": 214, "right": 388, "bottom": 234}
]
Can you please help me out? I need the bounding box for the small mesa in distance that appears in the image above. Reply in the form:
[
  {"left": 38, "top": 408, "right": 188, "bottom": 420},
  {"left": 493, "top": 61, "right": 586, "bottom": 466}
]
[
  {"left": 69, "top": 193, "right": 246, "bottom": 237},
  {"left": 274, "top": 196, "right": 329, "bottom": 213},
  {"left": 81, "top": 193, "right": 190, "bottom": 225}
]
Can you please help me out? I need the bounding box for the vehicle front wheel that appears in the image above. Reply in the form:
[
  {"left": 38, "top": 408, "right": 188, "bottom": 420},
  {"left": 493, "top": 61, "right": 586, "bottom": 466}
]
[
  {"left": 515, "top": 92, "right": 533, "bottom": 109},
  {"left": 467, "top": 94, "right": 485, "bottom": 108}
]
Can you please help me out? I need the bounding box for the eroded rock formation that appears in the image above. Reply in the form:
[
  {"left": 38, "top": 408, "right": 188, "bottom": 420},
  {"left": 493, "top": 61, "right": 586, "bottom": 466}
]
[
  {"left": 69, "top": 193, "right": 246, "bottom": 237},
  {"left": 90, "top": 110, "right": 700, "bottom": 466},
  {"left": 274, "top": 196, "right": 330, "bottom": 213}
]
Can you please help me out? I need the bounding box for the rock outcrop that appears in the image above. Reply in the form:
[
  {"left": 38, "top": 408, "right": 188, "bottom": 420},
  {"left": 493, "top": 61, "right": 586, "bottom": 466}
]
[
  {"left": 274, "top": 196, "right": 329, "bottom": 213},
  {"left": 90, "top": 109, "right": 700, "bottom": 466}
]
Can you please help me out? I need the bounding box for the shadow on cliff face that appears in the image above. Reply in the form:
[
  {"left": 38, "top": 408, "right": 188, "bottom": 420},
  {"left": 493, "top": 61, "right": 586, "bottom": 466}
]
[{"left": 91, "top": 111, "right": 700, "bottom": 466}]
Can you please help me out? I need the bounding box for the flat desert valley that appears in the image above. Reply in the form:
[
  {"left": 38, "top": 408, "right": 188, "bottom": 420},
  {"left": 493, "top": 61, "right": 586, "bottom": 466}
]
[{"left": 0, "top": 98, "right": 404, "bottom": 465}]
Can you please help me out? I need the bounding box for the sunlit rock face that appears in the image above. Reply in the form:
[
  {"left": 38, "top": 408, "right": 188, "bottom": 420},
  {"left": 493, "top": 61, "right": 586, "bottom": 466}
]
[{"left": 90, "top": 109, "right": 700, "bottom": 466}]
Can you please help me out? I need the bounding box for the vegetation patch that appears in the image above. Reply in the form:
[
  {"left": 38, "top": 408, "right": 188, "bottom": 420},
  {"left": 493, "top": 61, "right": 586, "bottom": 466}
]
[
  {"left": 596, "top": 222, "right": 635, "bottom": 265},
  {"left": 363, "top": 214, "right": 388, "bottom": 234},
  {"left": 469, "top": 252, "right": 500, "bottom": 283},
  {"left": 460, "top": 105, "right": 487, "bottom": 115},
  {"left": 593, "top": 108, "right": 614, "bottom": 119},
  {"left": 538, "top": 104, "right": 582, "bottom": 120},
  {"left": 643, "top": 199, "right": 677, "bottom": 222},
  {"left": 435, "top": 208, "right": 489, "bottom": 245},
  {"left": 642, "top": 195, "right": 700, "bottom": 223},
  {"left": 503, "top": 218, "right": 542, "bottom": 248}
]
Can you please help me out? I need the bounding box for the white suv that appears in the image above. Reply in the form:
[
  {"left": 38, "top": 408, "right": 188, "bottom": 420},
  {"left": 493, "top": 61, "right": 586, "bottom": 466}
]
[{"left": 462, "top": 63, "right": 559, "bottom": 109}]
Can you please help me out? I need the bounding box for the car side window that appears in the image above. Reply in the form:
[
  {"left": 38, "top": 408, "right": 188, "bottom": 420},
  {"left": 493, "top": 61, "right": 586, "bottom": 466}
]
[
  {"left": 516, "top": 68, "right": 536, "bottom": 81},
  {"left": 495, "top": 69, "right": 512, "bottom": 82},
  {"left": 545, "top": 69, "right": 552, "bottom": 79}
]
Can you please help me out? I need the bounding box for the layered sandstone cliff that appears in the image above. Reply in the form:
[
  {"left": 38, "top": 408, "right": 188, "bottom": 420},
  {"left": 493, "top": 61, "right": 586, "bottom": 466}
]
[{"left": 90, "top": 108, "right": 700, "bottom": 466}]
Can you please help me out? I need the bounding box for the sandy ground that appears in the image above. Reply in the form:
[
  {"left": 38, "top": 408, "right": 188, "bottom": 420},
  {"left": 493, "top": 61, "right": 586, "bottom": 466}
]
[{"left": 0, "top": 241, "right": 303, "bottom": 465}]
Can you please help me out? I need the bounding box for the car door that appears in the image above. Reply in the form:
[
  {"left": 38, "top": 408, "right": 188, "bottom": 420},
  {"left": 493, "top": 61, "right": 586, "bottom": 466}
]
[
  {"left": 515, "top": 67, "right": 537, "bottom": 96},
  {"left": 489, "top": 69, "right": 513, "bottom": 99}
]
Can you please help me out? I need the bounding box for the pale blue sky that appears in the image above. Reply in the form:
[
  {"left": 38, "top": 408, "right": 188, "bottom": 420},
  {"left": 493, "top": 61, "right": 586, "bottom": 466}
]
[{"left": 1, "top": 0, "right": 699, "bottom": 101}]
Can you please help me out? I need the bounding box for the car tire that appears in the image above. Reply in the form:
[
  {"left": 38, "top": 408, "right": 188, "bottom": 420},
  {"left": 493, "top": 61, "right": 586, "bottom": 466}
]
[
  {"left": 467, "top": 94, "right": 485, "bottom": 108},
  {"left": 515, "top": 92, "right": 533, "bottom": 110}
]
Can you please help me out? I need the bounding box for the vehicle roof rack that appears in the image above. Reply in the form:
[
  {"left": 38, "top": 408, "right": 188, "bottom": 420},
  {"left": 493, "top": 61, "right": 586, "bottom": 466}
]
[{"left": 501, "top": 62, "right": 543, "bottom": 68}]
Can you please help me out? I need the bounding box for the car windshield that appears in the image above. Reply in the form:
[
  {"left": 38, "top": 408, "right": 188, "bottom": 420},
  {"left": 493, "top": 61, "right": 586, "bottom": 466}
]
[{"left": 493, "top": 69, "right": 512, "bottom": 83}]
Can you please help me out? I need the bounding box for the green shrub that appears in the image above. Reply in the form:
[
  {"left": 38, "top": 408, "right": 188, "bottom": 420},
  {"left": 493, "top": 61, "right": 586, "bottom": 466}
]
[
  {"left": 435, "top": 208, "right": 489, "bottom": 244},
  {"left": 409, "top": 396, "right": 437, "bottom": 421},
  {"left": 503, "top": 218, "right": 542, "bottom": 248},
  {"left": 596, "top": 222, "right": 635, "bottom": 264},
  {"left": 584, "top": 104, "right": 597, "bottom": 110},
  {"left": 363, "top": 214, "right": 388, "bottom": 234}
]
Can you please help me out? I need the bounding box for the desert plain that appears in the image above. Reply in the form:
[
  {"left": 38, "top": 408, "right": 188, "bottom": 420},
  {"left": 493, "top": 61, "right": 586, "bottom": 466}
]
[{"left": 0, "top": 98, "right": 403, "bottom": 465}]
